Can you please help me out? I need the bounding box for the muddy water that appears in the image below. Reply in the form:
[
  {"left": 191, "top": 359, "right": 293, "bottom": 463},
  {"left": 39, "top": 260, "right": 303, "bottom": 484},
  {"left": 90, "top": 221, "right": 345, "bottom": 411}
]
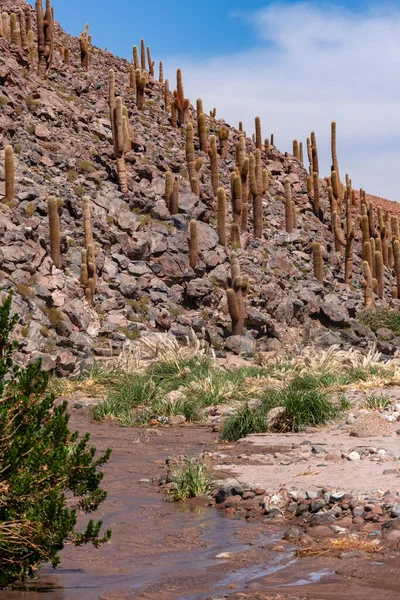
[{"left": 1, "top": 414, "right": 400, "bottom": 600}]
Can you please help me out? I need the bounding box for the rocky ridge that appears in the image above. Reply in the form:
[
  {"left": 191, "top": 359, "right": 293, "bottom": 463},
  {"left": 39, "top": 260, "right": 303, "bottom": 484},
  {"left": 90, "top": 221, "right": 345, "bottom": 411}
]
[{"left": 1, "top": 0, "right": 399, "bottom": 375}]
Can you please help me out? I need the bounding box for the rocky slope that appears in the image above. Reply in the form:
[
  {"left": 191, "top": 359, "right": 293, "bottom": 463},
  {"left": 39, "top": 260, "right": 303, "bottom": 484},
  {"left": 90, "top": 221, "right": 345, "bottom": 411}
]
[{"left": 1, "top": 0, "right": 399, "bottom": 375}]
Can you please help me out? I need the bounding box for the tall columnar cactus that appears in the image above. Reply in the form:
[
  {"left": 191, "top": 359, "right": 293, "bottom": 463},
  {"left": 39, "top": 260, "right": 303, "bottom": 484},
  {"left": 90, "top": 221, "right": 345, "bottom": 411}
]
[
  {"left": 208, "top": 135, "right": 219, "bottom": 196},
  {"left": 25, "top": 7, "right": 32, "bottom": 34},
  {"left": 135, "top": 69, "right": 148, "bottom": 110},
  {"left": 362, "top": 261, "right": 374, "bottom": 308},
  {"left": 292, "top": 140, "right": 299, "bottom": 160},
  {"left": 80, "top": 248, "right": 88, "bottom": 289},
  {"left": 312, "top": 172, "right": 320, "bottom": 217},
  {"left": 165, "top": 171, "right": 173, "bottom": 212},
  {"left": 299, "top": 142, "right": 304, "bottom": 166},
  {"left": 331, "top": 121, "right": 340, "bottom": 185},
  {"left": 363, "top": 240, "right": 373, "bottom": 276},
  {"left": 375, "top": 250, "right": 384, "bottom": 298},
  {"left": 312, "top": 242, "right": 324, "bottom": 284},
  {"left": 328, "top": 186, "right": 341, "bottom": 252},
  {"left": 47, "top": 196, "right": 60, "bottom": 269},
  {"left": 2, "top": 13, "right": 9, "bottom": 39},
  {"left": 4, "top": 145, "right": 14, "bottom": 202},
  {"left": 140, "top": 39, "right": 146, "bottom": 70},
  {"left": 265, "top": 138, "right": 270, "bottom": 154},
  {"left": 159, "top": 61, "right": 164, "bottom": 83},
  {"left": 189, "top": 219, "right": 198, "bottom": 269},
  {"left": 384, "top": 210, "right": 393, "bottom": 266},
  {"left": 85, "top": 243, "right": 96, "bottom": 304},
  {"left": 64, "top": 46, "right": 70, "bottom": 66},
  {"left": 361, "top": 213, "right": 370, "bottom": 259},
  {"left": 82, "top": 196, "right": 93, "bottom": 247},
  {"left": 186, "top": 123, "right": 199, "bottom": 195},
  {"left": 196, "top": 99, "right": 204, "bottom": 115},
  {"left": 132, "top": 45, "right": 140, "bottom": 69},
  {"left": 367, "top": 201, "right": 376, "bottom": 238},
  {"left": 255, "top": 116, "right": 262, "bottom": 151},
  {"left": 249, "top": 150, "right": 263, "bottom": 239},
  {"left": 306, "top": 137, "right": 312, "bottom": 175},
  {"left": 10, "top": 13, "right": 21, "bottom": 46},
  {"left": 164, "top": 79, "right": 171, "bottom": 110},
  {"left": 36, "top": 0, "right": 54, "bottom": 79},
  {"left": 217, "top": 186, "right": 226, "bottom": 246},
  {"left": 79, "top": 25, "right": 89, "bottom": 71},
  {"left": 331, "top": 170, "right": 340, "bottom": 212},
  {"left": 236, "top": 137, "right": 249, "bottom": 232},
  {"left": 147, "top": 46, "right": 154, "bottom": 76},
  {"left": 111, "top": 95, "right": 128, "bottom": 195},
  {"left": 230, "top": 223, "right": 241, "bottom": 247},
  {"left": 198, "top": 112, "right": 208, "bottom": 153},
  {"left": 284, "top": 180, "right": 293, "bottom": 233},
  {"left": 175, "top": 69, "right": 189, "bottom": 125},
  {"left": 333, "top": 192, "right": 355, "bottom": 285},
  {"left": 393, "top": 239, "right": 400, "bottom": 300},
  {"left": 226, "top": 253, "right": 249, "bottom": 335},
  {"left": 231, "top": 173, "right": 242, "bottom": 227},
  {"left": 27, "top": 30, "right": 34, "bottom": 66},
  {"left": 310, "top": 131, "right": 319, "bottom": 176},
  {"left": 218, "top": 126, "right": 230, "bottom": 159},
  {"left": 392, "top": 216, "right": 400, "bottom": 239}
]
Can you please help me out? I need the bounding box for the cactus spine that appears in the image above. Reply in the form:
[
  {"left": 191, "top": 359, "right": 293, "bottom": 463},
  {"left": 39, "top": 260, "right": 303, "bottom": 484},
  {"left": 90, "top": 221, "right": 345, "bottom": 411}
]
[
  {"left": 284, "top": 180, "right": 293, "bottom": 233},
  {"left": 47, "top": 196, "right": 60, "bottom": 268},
  {"left": 135, "top": 69, "right": 148, "bottom": 110},
  {"left": 4, "top": 145, "right": 14, "bottom": 202},
  {"left": 217, "top": 187, "right": 226, "bottom": 246},
  {"left": 36, "top": 0, "right": 54, "bottom": 79},
  {"left": 189, "top": 219, "right": 198, "bottom": 269},
  {"left": 312, "top": 242, "right": 324, "bottom": 284}
]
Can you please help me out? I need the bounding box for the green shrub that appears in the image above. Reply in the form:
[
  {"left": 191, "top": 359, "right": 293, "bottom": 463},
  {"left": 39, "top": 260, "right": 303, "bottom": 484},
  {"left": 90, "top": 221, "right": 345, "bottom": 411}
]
[
  {"left": 221, "top": 402, "right": 267, "bottom": 442},
  {"left": 358, "top": 309, "right": 400, "bottom": 335},
  {"left": 0, "top": 292, "right": 111, "bottom": 586}
]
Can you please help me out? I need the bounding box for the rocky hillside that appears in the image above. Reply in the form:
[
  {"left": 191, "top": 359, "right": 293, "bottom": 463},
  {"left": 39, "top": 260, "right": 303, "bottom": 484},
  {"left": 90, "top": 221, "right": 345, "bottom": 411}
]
[{"left": 1, "top": 0, "right": 399, "bottom": 376}]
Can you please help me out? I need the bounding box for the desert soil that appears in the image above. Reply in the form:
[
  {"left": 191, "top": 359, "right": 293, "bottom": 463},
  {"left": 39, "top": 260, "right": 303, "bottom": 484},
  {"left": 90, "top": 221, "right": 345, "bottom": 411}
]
[{"left": 1, "top": 406, "right": 400, "bottom": 600}]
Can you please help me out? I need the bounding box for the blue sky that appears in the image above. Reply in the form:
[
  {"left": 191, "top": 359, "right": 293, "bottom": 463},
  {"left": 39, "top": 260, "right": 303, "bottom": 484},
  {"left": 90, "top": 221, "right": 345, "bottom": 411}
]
[{"left": 29, "top": 1, "right": 400, "bottom": 200}]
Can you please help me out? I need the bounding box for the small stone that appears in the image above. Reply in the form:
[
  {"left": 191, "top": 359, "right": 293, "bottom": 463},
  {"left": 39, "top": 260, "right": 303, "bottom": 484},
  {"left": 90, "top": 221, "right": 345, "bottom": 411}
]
[
  {"left": 215, "top": 552, "right": 233, "bottom": 559},
  {"left": 348, "top": 451, "right": 361, "bottom": 461},
  {"left": 312, "top": 445, "right": 327, "bottom": 454}
]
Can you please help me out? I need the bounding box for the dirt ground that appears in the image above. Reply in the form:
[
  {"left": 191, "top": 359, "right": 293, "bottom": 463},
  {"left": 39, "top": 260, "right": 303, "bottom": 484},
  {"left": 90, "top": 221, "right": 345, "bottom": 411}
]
[{"left": 1, "top": 409, "right": 400, "bottom": 600}]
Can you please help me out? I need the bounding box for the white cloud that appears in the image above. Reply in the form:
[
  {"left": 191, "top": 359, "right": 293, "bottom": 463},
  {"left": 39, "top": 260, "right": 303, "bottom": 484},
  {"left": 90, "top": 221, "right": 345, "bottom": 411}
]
[{"left": 162, "top": 2, "right": 400, "bottom": 200}]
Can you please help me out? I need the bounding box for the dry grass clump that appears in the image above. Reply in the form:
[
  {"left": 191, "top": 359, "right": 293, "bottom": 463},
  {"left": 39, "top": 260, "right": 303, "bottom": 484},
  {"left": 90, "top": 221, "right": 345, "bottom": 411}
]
[{"left": 297, "top": 537, "right": 382, "bottom": 558}]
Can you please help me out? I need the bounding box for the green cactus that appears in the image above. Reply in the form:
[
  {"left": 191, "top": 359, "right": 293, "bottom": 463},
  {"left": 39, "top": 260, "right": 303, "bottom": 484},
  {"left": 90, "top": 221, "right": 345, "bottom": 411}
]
[
  {"left": 159, "top": 61, "right": 164, "bottom": 83},
  {"left": 299, "top": 142, "right": 304, "bottom": 166},
  {"left": 231, "top": 173, "right": 242, "bottom": 227},
  {"left": 4, "top": 145, "right": 14, "bottom": 201},
  {"left": 164, "top": 79, "right": 171, "bottom": 111},
  {"left": 249, "top": 150, "right": 263, "bottom": 239},
  {"left": 312, "top": 172, "right": 320, "bottom": 217},
  {"left": 312, "top": 242, "right": 324, "bottom": 284},
  {"left": 292, "top": 139, "right": 299, "bottom": 160},
  {"left": 110, "top": 91, "right": 128, "bottom": 195},
  {"left": 129, "top": 64, "right": 136, "bottom": 91},
  {"left": 185, "top": 123, "right": 199, "bottom": 195},
  {"left": 226, "top": 253, "right": 248, "bottom": 335},
  {"left": 189, "top": 219, "right": 198, "bottom": 270},
  {"left": 332, "top": 189, "right": 355, "bottom": 285},
  {"left": 306, "top": 137, "right": 312, "bottom": 175},
  {"left": 331, "top": 121, "right": 340, "bottom": 185},
  {"left": 80, "top": 249, "right": 88, "bottom": 288},
  {"left": 311, "top": 131, "right": 319, "bottom": 176},
  {"left": 47, "top": 196, "right": 60, "bottom": 269},
  {"left": 36, "top": 0, "right": 54, "bottom": 79},
  {"left": 132, "top": 45, "right": 140, "bottom": 69},
  {"left": 165, "top": 171, "right": 173, "bottom": 212}
]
